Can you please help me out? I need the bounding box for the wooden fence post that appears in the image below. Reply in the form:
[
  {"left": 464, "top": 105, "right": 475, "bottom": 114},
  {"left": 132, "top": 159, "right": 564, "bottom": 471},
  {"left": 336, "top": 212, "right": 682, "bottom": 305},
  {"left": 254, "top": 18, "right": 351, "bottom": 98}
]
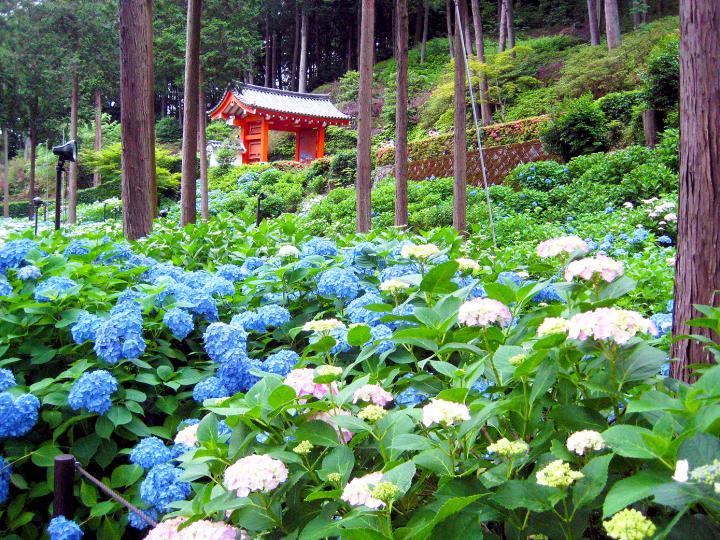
[{"left": 53, "top": 454, "right": 76, "bottom": 518}]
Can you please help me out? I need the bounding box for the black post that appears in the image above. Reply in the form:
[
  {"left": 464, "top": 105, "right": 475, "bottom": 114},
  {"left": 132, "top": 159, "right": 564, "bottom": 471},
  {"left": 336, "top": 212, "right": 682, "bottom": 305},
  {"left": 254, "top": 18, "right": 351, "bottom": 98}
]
[
  {"left": 34, "top": 208, "right": 39, "bottom": 236},
  {"left": 53, "top": 454, "right": 76, "bottom": 518},
  {"left": 54, "top": 162, "right": 64, "bottom": 230},
  {"left": 256, "top": 192, "right": 266, "bottom": 226}
]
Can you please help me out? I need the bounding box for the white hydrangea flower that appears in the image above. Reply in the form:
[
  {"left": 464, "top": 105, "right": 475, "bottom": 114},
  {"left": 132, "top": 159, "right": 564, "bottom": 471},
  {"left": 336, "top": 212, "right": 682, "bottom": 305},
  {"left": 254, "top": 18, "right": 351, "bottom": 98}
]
[
  {"left": 536, "top": 460, "right": 583, "bottom": 488},
  {"left": 672, "top": 459, "right": 689, "bottom": 483},
  {"left": 303, "top": 319, "right": 346, "bottom": 334},
  {"left": 278, "top": 244, "right": 300, "bottom": 257},
  {"left": 421, "top": 399, "right": 470, "bottom": 428},
  {"left": 537, "top": 317, "right": 569, "bottom": 336},
  {"left": 566, "top": 430, "right": 605, "bottom": 456},
  {"left": 400, "top": 243, "right": 440, "bottom": 260},
  {"left": 379, "top": 279, "right": 410, "bottom": 293},
  {"left": 456, "top": 257, "right": 480, "bottom": 272}
]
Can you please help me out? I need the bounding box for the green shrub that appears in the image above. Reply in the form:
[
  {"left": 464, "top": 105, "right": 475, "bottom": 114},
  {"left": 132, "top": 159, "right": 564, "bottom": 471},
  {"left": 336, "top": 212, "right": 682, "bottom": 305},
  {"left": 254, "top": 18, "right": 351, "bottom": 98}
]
[
  {"left": 644, "top": 36, "right": 680, "bottom": 111},
  {"left": 656, "top": 128, "right": 679, "bottom": 171},
  {"left": 596, "top": 90, "right": 645, "bottom": 123},
  {"left": 566, "top": 151, "right": 608, "bottom": 179},
  {"left": 308, "top": 175, "right": 328, "bottom": 194},
  {"left": 329, "top": 150, "right": 357, "bottom": 186},
  {"left": 561, "top": 177, "right": 627, "bottom": 213},
  {"left": 541, "top": 95, "right": 609, "bottom": 161},
  {"left": 324, "top": 126, "right": 357, "bottom": 155},
  {"left": 337, "top": 70, "right": 361, "bottom": 102},
  {"left": 206, "top": 121, "right": 234, "bottom": 141},
  {"left": 155, "top": 117, "right": 182, "bottom": 143},
  {"left": 505, "top": 160, "right": 570, "bottom": 191},
  {"left": 504, "top": 87, "right": 556, "bottom": 121},
  {"left": 307, "top": 157, "right": 331, "bottom": 179},
  {"left": 576, "top": 145, "right": 656, "bottom": 185},
  {"left": 619, "top": 163, "right": 678, "bottom": 201},
  {"left": 215, "top": 146, "right": 237, "bottom": 173}
]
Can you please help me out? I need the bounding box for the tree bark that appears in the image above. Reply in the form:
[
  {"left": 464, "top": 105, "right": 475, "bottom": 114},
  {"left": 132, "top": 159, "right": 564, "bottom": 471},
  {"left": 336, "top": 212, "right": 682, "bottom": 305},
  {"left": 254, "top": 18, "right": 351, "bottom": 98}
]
[
  {"left": 292, "top": 4, "right": 300, "bottom": 88},
  {"left": 458, "top": 0, "right": 473, "bottom": 56},
  {"left": 28, "top": 100, "right": 37, "bottom": 219},
  {"left": 670, "top": 0, "right": 720, "bottom": 381},
  {"left": 395, "top": 0, "right": 409, "bottom": 228},
  {"left": 504, "top": 0, "right": 515, "bottom": 51},
  {"left": 587, "top": 0, "right": 600, "bottom": 45},
  {"left": 413, "top": 3, "right": 423, "bottom": 45},
  {"left": 356, "top": 0, "right": 375, "bottom": 233},
  {"left": 298, "top": 8, "right": 309, "bottom": 93},
  {"left": 604, "top": 0, "right": 622, "bottom": 50},
  {"left": 446, "top": 1, "right": 454, "bottom": 58},
  {"left": 93, "top": 90, "right": 102, "bottom": 186},
  {"left": 271, "top": 29, "right": 278, "bottom": 88},
  {"left": 420, "top": 1, "right": 429, "bottom": 64},
  {"left": 198, "top": 64, "right": 209, "bottom": 221},
  {"left": 633, "top": 0, "right": 642, "bottom": 28},
  {"left": 2, "top": 127, "right": 8, "bottom": 217},
  {"left": 67, "top": 64, "right": 79, "bottom": 224},
  {"left": 180, "top": 0, "right": 202, "bottom": 226},
  {"left": 642, "top": 109, "right": 658, "bottom": 148},
  {"left": 498, "top": 0, "right": 507, "bottom": 52},
  {"left": 453, "top": 5, "right": 467, "bottom": 236},
  {"left": 264, "top": 15, "right": 271, "bottom": 87},
  {"left": 147, "top": 0, "right": 157, "bottom": 218},
  {"left": 119, "top": 0, "right": 155, "bottom": 240},
  {"left": 470, "top": 0, "right": 493, "bottom": 125}
]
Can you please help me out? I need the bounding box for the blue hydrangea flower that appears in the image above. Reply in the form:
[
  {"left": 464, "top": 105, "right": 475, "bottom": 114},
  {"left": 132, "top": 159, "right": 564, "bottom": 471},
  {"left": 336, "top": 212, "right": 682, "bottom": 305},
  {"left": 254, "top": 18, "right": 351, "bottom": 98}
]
[
  {"left": 347, "top": 292, "right": 385, "bottom": 326},
  {"left": 452, "top": 276, "right": 487, "bottom": 298},
  {"left": 97, "top": 242, "right": 133, "bottom": 264},
  {"left": 68, "top": 370, "right": 118, "bottom": 414},
  {"left": 658, "top": 235, "right": 673, "bottom": 246},
  {"left": 0, "top": 239, "right": 38, "bottom": 273},
  {"left": 140, "top": 463, "right": 191, "bottom": 513},
  {"left": 660, "top": 362, "right": 670, "bottom": 377},
  {"left": 130, "top": 437, "right": 172, "bottom": 469},
  {"left": 0, "top": 455, "right": 10, "bottom": 503},
  {"left": 388, "top": 303, "right": 416, "bottom": 330},
  {"left": 585, "top": 238, "right": 599, "bottom": 251},
  {"left": 63, "top": 239, "right": 93, "bottom": 257},
  {"left": 317, "top": 268, "right": 360, "bottom": 300},
  {"left": 0, "top": 369, "right": 15, "bottom": 392},
  {"left": 94, "top": 302, "right": 145, "bottom": 364},
  {"left": 367, "top": 324, "right": 395, "bottom": 355},
  {"left": 241, "top": 256, "right": 266, "bottom": 273},
  {"left": 146, "top": 263, "right": 186, "bottom": 284},
  {"left": 262, "top": 350, "right": 299, "bottom": 376},
  {"left": 532, "top": 283, "right": 564, "bottom": 303},
  {"left": 257, "top": 304, "right": 291, "bottom": 327},
  {"left": 301, "top": 238, "right": 337, "bottom": 258},
  {"left": 0, "top": 278, "right": 11, "bottom": 297},
  {"left": 216, "top": 264, "right": 246, "bottom": 282},
  {"left": 193, "top": 274, "right": 235, "bottom": 297},
  {"left": 310, "top": 328, "right": 351, "bottom": 355},
  {"left": 192, "top": 376, "right": 229, "bottom": 402},
  {"left": 231, "top": 311, "right": 266, "bottom": 332},
  {"left": 395, "top": 387, "right": 429, "bottom": 407},
  {"left": 651, "top": 313, "right": 673, "bottom": 336},
  {"left": 34, "top": 276, "right": 78, "bottom": 302},
  {"left": 613, "top": 248, "right": 628, "bottom": 256},
  {"left": 117, "top": 289, "right": 146, "bottom": 305},
  {"left": 204, "top": 322, "right": 248, "bottom": 363},
  {"left": 186, "top": 289, "right": 218, "bottom": 321},
  {"left": 16, "top": 265, "right": 41, "bottom": 281},
  {"left": 126, "top": 254, "right": 158, "bottom": 269},
  {"left": 71, "top": 310, "right": 104, "bottom": 344},
  {"left": 47, "top": 516, "right": 83, "bottom": 540},
  {"left": 667, "top": 300, "right": 674, "bottom": 313},
  {"left": 470, "top": 378, "right": 491, "bottom": 395},
  {"left": 378, "top": 264, "right": 416, "bottom": 282},
  {"left": 163, "top": 308, "right": 194, "bottom": 340},
  {"left": 605, "top": 206, "right": 615, "bottom": 213},
  {"left": 630, "top": 228, "right": 649, "bottom": 244},
  {"left": 217, "top": 357, "right": 261, "bottom": 394},
  {"left": 0, "top": 392, "right": 40, "bottom": 437},
  {"left": 256, "top": 431, "right": 270, "bottom": 444},
  {"left": 128, "top": 508, "right": 158, "bottom": 530}
]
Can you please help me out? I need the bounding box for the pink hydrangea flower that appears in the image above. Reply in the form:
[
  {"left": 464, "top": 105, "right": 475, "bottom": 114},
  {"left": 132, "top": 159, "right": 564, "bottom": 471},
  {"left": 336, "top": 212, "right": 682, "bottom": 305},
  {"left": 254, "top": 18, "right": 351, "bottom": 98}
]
[
  {"left": 421, "top": 399, "right": 470, "bottom": 427},
  {"left": 224, "top": 454, "right": 288, "bottom": 498},
  {"left": 284, "top": 368, "right": 338, "bottom": 401},
  {"left": 352, "top": 384, "right": 393, "bottom": 407},
  {"left": 310, "top": 408, "right": 354, "bottom": 443},
  {"left": 536, "top": 236, "right": 589, "bottom": 258},
  {"left": 568, "top": 308, "right": 657, "bottom": 345},
  {"left": 174, "top": 423, "right": 199, "bottom": 446},
  {"left": 564, "top": 255, "right": 624, "bottom": 283},
  {"left": 458, "top": 298, "right": 512, "bottom": 327},
  {"left": 145, "top": 518, "right": 239, "bottom": 540},
  {"left": 341, "top": 472, "right": 385, "bottom": 509}
]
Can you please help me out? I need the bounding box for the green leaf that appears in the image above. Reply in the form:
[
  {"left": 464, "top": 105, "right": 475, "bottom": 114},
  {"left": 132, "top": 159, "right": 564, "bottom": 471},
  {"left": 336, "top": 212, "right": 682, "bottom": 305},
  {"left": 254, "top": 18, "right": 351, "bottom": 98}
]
[
  {"left": 413, "top": 448, "right": 453, "bottom": 476},
  {"left": 390, "top": 434, "right": 436, "bottom": 452},
  {"left": 267, "top": 384, "right": 297, "bottom": 411},
  {"left": 529, "top": 360, "right": 557, "bottom": 404},
  {"left": 347, "top": 325, "right": 372, "bottom": 347},
  {"left": 572, "top": 454, "right": 612, "bottom": 509},
  {"left": 492, "top": 479, "right": 563, "bottom": 511},
  {"left": 332, "top": 414, "right": 372, "bottom": 434},
  {"left": 321, "top": 445, "right": 354, "bottom": 482},
  {"left": 106, "top": 405, "right": 132, "bottom": 427},
  {"left": 549, "top": 404, "right": 607, "bottom": 432},
  {"left": 396, "top": 495, "right": 482, "bottom": 540},
  {"left": 420, "top": 261, "right": 460, "bottom": 295},
  {"left": 95, "top": 416, "right": 114, "bottom": 439},
  {"left": 382, "top": 461, "right": 416, "bottom": 496},
  {"left": 602, "top": 425, "right": 662, "bottom": 459},
  {"left": 294, "top": 420, "right": 340, "bottom": 447},
  {"left": 603, "top": 470, "right": 667, "bottom": 517},
  {"left": 110, "top": 464, "right": 143, "bottom": 488},
  {"left": 31, "top": 443, "right": 61, "bottom": 467},
  {"left": 677, "top": 433, "right": 720, "bottom": 469},
  {"left": 599, "top": 276, "right": 637, "bottom": 301}
]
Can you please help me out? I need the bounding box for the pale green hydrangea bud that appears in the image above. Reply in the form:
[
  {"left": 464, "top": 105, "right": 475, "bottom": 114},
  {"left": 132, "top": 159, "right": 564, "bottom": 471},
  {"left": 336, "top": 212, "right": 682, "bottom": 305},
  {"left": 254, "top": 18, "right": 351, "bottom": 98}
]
[
  {"left": 293, "top": 440, "right": 314, "bottom": 455},
  {"left": 603, "top": 508, "right": 656, "bottom": 540},
  {"left": 358, "top": 404, "right": 387, "bottom": 423},
  {"left": 369, "top": 481, "right": 400, "bottom": 504}
]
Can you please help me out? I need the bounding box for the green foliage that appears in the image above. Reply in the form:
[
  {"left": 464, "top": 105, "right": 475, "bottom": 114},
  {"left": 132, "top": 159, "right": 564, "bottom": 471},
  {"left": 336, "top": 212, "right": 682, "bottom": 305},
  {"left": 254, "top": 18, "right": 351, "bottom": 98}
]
[
  {"left": 215, "top": 146, "right": 238, "bottom": 173},
  {"left": 655, "top": 128, "right": 679, "bottom": 172},
  {"left": 205, "top": 121, "right": 234, "bottom": 142},
  {"left": 643, "top": 36, "right": 680, "bottom": 111},
  {"left": 155, "top": 117, "right": 183, "bottom": 143},
  {"left": 336, "top": 70, "right": 361, "bottom": 103},
  {"left": 541, "top": 95, "right": 609, "bottom": 161},
  {"left": 329, "top": 150, "right": 357, "bottom": 187},
  {"left": 596, "top": 90, "right": 646, "bottom": 124},
  {"left": 505, "top": 160, "right": 570, "bottom": 192},
  {"left": 504, "top": 87, "right": 556, "bottom": 121},
  {"left": 620, "top": 163, "right": 678, "bottom": 201},
  {"left": 576, "top": 145, "right": 656, "bottom": 185},
  {"left": 324, "top": 126, "right": 357, "bottom": 155}
]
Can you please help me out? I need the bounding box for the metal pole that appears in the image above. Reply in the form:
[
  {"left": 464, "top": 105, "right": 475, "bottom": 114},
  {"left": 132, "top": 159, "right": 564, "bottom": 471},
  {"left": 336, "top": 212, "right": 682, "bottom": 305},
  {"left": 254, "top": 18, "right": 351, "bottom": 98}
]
[
  {"left": 53, "top": 454, "right": 76, "bottom": 518},
  {"left": 454, "top": 0, "right": 497, "bottom": 247},
  {"left": 256, "top": 192, "right": 266, "bottom": 226},
  {"left": 54, "top": 162, "right": 64, "bottom": 230},
  {"left": 34, "top": 207, "right": 39, "bottom": 236}
]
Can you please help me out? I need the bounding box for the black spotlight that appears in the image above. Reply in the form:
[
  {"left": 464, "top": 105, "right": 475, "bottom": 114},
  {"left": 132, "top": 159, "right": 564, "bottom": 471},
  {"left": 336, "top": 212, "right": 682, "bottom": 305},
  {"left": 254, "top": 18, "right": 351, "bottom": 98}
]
[
  {"left": 51, "top": 140, "right": 77, "bottom": 230},
  {"left": 159, "top": 208, "right": 169, "bottom": 218},
  {"left": 32, "top": 197, "right": 46, "bottom": 236}
]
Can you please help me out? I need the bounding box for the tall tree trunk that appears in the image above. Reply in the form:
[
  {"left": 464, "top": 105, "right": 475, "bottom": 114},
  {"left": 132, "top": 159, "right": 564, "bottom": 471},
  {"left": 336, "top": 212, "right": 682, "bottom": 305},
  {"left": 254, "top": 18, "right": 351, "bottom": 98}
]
[
  {"left": 604, "top": 0, "right": 622, "bottom": 50},
  {"left": 458, "top": 0, "right": 472, "bottom": 56},
  {"left": 446, "top": 1, "right": 455, "bottom": 58},
  {"left": 470, "top": 0, "right": 493, "bottom": 125},
  {"left": 395, "top": 0, "right": 409, "bottom": 228},
  {"left": 271, "top": 30, "right": 278, "bottom": 88},
  {"left": 453, "top": 4, "right": 467, "bottom": 236},
  {"left": 420, "top": 1, "right": 429, "bottom": 64},
  {"left": 298, "top": 8, "right": 309, "bottom": 93},
  {"left": 292, "top": 4, "right": 300, "bottom": 88},
  {"left": 356, "top": 0, "right": 375, "bottom": 233},
  {"left": 147, "top": 0, "right": 157, "bottom": 218},
  {"left": 93, "top": 90, "right": 102, "bottom": 186},
  {"left": 498, "top": 0, "right": 507, "bottom": 52},
  {"left": 198, "top": 64, "right": 209, "bottom": 221},
  {"left": 642, "top": 109, "right": 658, "bottom": 148},
  {"left": 670, "top": 0, "right": 720, "bottom": 381},
  {"left": 28, "top": 101, "right": 37, "bottom": 219},
  {"left": 2, "top": 128, "right": 7, "bottom": 217},
  {"left": 413, "top": 4, "right": 422, "bottom": 45},
  {"left": 587, "top": 0, "right": 601, "bottom": 45},
  {"left": 67, "top": 64, "right": 79, "bottom": 224},
  {"left": 264, "top": 15, "right": 271, "bottom": 87},
  {"left": 633, "top": 0, "right": 642, "bottom": 28},
  {"left": 504, "top": 0, "right": 515, "bottom": 51},
  {"left": 180, "top": 0, "right": 202, "bottom": 226},
  {"left": 119, "top": 0, "right": 155, "bottom": 240}
]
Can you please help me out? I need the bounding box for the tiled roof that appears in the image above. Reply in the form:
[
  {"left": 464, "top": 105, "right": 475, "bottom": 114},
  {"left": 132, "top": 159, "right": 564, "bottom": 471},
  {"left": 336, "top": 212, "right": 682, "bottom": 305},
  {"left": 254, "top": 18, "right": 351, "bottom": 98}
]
[{"left": 226, "top": 83, "right": 351, "bottom": 120}]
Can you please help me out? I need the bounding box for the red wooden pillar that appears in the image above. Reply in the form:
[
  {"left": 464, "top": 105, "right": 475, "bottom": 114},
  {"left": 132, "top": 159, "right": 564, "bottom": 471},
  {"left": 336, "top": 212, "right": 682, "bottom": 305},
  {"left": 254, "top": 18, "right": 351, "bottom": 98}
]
[
  {"left": 260, "top": 119, "right": 269, "bottom": 162},
  {"left": 316, "top": 126, "right": 326, "bottom": 158},
  {"left": 294, "top": 130, "right": 300, "bottom": 162}
]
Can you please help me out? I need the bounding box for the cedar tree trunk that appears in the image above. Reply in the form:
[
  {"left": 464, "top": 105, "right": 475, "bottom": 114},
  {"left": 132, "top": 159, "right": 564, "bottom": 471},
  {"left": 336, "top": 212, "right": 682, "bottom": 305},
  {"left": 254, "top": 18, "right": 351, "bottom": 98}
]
[
  {"left": 453, "top": 5, "right": 467, "bottom": 236},
  {"left": 299, "top": 9, "right": 309, "bottom": 93},
  {"left": 395, "top": 0, "right": 409, "bottom": 228},
  {"left": 604, "top": 0, "right": 622, "bottom": 50},
  {"left": 68, "top": 64, "right": 79, "bottom": 224},
  {"left": 588, "top": 0, "right": 601, "bottom": 45},
  {"left": 93, "top": 90, "right": 102, "bottom": 186},
  {"left": 470, "top": 0, "right": 493, "bottom": 125},
  {"left": 420, "top": 1, "right": 429, "bottom": 64},
  {"left": 356, "top": 0, "right": 375, "bottom": 233},
  {"left": 198, "top": 64, "right": 209, "bottom": 221}
]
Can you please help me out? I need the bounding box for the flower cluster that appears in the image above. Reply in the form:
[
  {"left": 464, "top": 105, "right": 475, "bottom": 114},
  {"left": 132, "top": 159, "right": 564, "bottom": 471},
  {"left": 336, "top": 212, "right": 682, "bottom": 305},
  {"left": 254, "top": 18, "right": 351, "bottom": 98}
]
[
  {"left": 400, "top": 243, "right": 440, "bottom": 260},
  {"left": 131, "top": 437, "right": 173, "bottom": 469},
  {"left": 379, "top": 279, "right": 410, "bottom": 294},
  {"left": 0, "top": 392, "right": 40, "bottom": 437},
  {"left": 223, "top": 454, "right": 288, "bottom": 497},
  {"left": 93, "top": 300, "right": 146, "bottom": 364},
  {"left": 567, "top": 308, "right": 657, "bottom": 345},
  {"left": 456, "top": 257, "right": 480, "bottom": 272},
  {"left": 284, "top": 368, "right": 337, "bottom": 400},
  {"left": 537, "top": 317, "right": 569, "bottom": 336},
  {"left": 140, "top": 462, "right": 192, "bottom": 513},
  {"left": 317, "top": 268, "right": 360, "bottom": 300},
  {"left": 536, "top": 236, "right": 588, "bottom": 258},
  {"left": 262, "top": 349, "right": 299, "bottom": 377},
  {"left": 487, "top": 438, "right": 529, "bottom": 459},
  {"left": 341, "top": 472, "right": 385, "bottom": 509},
  {"left": 0, "top": 456, "right": 11, "bottom": 503},
  {"left": 0, "top": 239, "right": 37, "bottom": 273},
  {"left": 303, "top": 318, "right": 345, "bottom": 334},
  {"left": 603, "top": 508, "right": 656, "bottom": 540},
  {"left": 203, "top": 322, "right": 248, "bottom": 363},
  {"left": 564, "top": 254, "right": 624, "bottom": 283},
  {"left": 16, "top": 265, "right": 41, "bottom": 281},
  {"left": 353, "top": 384, "right": 393, "bottom": 406},
  {"left": 566, "top": 430, "right": 606, "bottom": 455},
  {"left": 278, "top": 244, "right": 300, "bottom": 257},
  {"left": 421, "top": 399, "right": 470, "bottom": 427},
  {"left": 163, "top": 308, "right": 194, "bottom": 340},
  {"left": 0, "top": 368, "right": 15, "bottom": 392},
  {"left": 145, "top": 517, "right": 239, "bottom": 540},
  {"left": 233, "top": 304, "right": 291, "bottom": 332},
  {"left": 68, "top": 370, "right": 118, "bottom": 414},
  {"left": 346, "top": 292, "right": 385, "bottom": 326},
  {"left": 535, "top": 460, "right": 583, "bottom": 488},
  {"left": 34, "top": 276, "right": 78, "bottom": 302},
  {"left": 458, "top": 298, "right": 512, "bottom": 327},
  {"left": 47, "top": 516, "right": 83, "bottom": 540}
]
